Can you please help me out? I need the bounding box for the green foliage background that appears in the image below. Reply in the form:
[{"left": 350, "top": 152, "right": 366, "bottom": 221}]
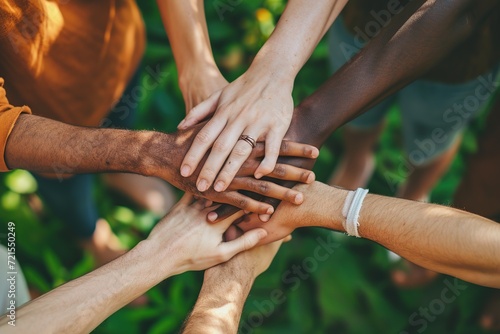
[{"left": 0, "top": 1, "right": 495, "bottom": 333}]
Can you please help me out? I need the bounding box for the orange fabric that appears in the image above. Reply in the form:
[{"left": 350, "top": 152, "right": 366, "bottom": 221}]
[
  {"left": 0, "top": 78, "right": 32, "bottom": 171},
  {"left": 0, "top": 0, "right": 145, "bottom": 128}
]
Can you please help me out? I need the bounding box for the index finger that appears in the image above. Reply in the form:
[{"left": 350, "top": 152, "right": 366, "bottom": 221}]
[{"left": 180, "top": 117, "right": 226, "bottom": 178}]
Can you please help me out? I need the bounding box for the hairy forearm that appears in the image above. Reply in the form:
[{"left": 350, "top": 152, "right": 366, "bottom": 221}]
[
  {"left": 182, "top": 265, "right": 255, "bottom": 334},
  {"left": 0, "top": 241, "right": 174, "bottom": 333},
  {"left": 307, "top": 183, "right": 500, "bottom": 288},
  {"left": 4, "top": 114, "right": 171, "bottom": 178},
  {"left": 250, "top": 0, "right": 347, "bottom": 80},
  {"left": 288, "top": 0, "right": 498, "bottom": 146},
  {"left": 360, "top": 195, "right": 500, "bottom": 288}
]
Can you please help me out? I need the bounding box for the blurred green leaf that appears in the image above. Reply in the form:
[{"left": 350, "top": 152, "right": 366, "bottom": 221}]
[{"left": 5, "top": 170, "right": 37, "bottom": 194}]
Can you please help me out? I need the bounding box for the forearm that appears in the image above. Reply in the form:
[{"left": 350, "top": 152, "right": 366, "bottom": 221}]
[
  {"left": 157, "top": 0, "right": 216, "bottom": 78},
  {"left": 0, "top": 241, "right": 174, "bottom": 333},
  {"left": 288, "top": 0, "right": 499, "bottom": 146},
  {"left": 360, "top": 195, "right": 500, "bottom": 287},
  {"left": 308, "top": 183, "right": 500, "bottom": 288},
  {"left": 249, "top": 0, "right": 347, "bottom": 81},
  {"left": 4, "top": 114, "right": 172, "bottom": 177},
  {"left": 182, "top": 265, "right": 255, "bottom": 334}
]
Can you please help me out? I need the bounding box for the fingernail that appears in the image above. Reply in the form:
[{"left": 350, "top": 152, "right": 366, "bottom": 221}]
[
  {"left": 307, "top": 172, "right": 315, "bottom": 184},
  {"left": 257, "top": 230, "right": 267, "bottom": 239},
  {"left": 294, "top": 193, "right": 303, "bottom": 204},
  {"left": 311, "top": 147, "right": 319, "bottom": 158},
  {"left": 181, "top": 165, "right": 191, "bottom": 177},
  {"left": 266, "top": 207, "right": 274, "bottom": 215},
  {"left": 214, "top": 181, "right": 225, "bottom": 192},
  {"left": 255, "top": 172, "right": 263, "bottom": 179},
  {"left": 260, "top": 214, "right": 271, "bottom": 222},
  {"left": 197, "top": 179, "right": 209, "bottom": 192},
  {"left": 178, "top": 119, "right": 186, "bottom": 129},
  {"left": 207, "top": 212, "right": 218, "bottom": 222}
]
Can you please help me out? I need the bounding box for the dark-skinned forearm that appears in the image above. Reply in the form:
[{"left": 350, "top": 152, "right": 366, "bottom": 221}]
[
  {"left": 4, "top": 114, "right": 171, "bottom": 177},
  {"left": 287, "top": 0, "right": 499, "bottom": 147}
]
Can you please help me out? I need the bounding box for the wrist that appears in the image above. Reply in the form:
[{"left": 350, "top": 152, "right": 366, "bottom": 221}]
[
  {"left": 206, "top": 258, "right": 258, "bottom": 285},
  {"left": 304, "top": 182, "right": 346, "bottom": 231},
  {"left": 285, "top": 103, "right": 332, "bottom": 147},
  {"left": 204, "top": 263, "right": 256, "bottom": 295},
  {"left": 128, "top": 240, "right": 177, "bottom": 283},
  {"left": 178, "top": 61, "right": 220, "bottom": 88},
  {"left": 138, "top": 131, "right": 176, "bottom": 179},
  {"left": 246, "top": 57, "right": 296, "bottom": 89}
]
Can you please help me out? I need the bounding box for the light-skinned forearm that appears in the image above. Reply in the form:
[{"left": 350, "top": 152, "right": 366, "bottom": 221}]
[
  {"left": 288, "top": 0, "right": 499, "bottom": 147},
  {"left": 0, "top": 241, "right": 174, "bottom": 333},
  {"left": 157, "top": 0, "right": 217, "bottom": 79},
  {"left": 248, "top": 0, "right": 347, "bottom": 81},
  {"left": 4, "top": 114, "right": 171, "bottom": 177},
  {"left": 181, "top": 266, "right": 255, "bottom": 334},
  {"left": 305, "top": 183, "right": 500, "bottom": 288}
]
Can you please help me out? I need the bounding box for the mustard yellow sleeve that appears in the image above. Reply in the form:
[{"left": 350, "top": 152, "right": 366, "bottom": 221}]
[{"left": 0, "top": 77, "right": 31, "bottom": 172}]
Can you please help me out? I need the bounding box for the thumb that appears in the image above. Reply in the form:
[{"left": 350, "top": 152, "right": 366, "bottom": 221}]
[
  {"left": 178, "top": 90, "right": 222, "bottom": 129},
  {"left": 219, "top": 228, "right": 267, "bottom": 260}
]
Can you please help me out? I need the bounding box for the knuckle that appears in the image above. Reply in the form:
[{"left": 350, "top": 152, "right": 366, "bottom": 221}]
[
  {"left": 273, "top": 164, "right": 287, "bottom": 177},
  {"left": 201, "top": 168, "right": 217, "bottom": 179},
  {"left": 235, "top": 198, "right": 248, "bottom": 209},
  {"left": 213, "top": 140, "right": 229, "bottom": 153},
  {"left": 232, "top": 145, "right": 249, "bottom": 158},
  {"left": 217, "top": 170, "right": 232, "bottom": 182},
  {"left": 195, "top": 130, "right": 211, "bottom": 144},
  {"left": 280, "top": 141, "right": 290, "bottom": 154},
  {"left": 286, "top": 190, "right": 296, "bottom": 200},
  {"left": 255, "top": 181, "right": 270, "bottom": 194}
]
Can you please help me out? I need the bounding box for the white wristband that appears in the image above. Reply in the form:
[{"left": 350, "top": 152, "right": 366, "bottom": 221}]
[{"left": 341, "top": 188, "right": 369, "bottom": 238}]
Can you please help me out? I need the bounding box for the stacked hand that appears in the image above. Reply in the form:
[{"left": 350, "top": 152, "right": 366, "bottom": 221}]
[
  {"left": 146, "top": 121, "right": 318, "bottom": 217},
  {"left": 177, "top": 65, "right": 295, "bottom": 196},
  {"left": 146, "top": 194, "right": 269, "bottom": 276}
]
